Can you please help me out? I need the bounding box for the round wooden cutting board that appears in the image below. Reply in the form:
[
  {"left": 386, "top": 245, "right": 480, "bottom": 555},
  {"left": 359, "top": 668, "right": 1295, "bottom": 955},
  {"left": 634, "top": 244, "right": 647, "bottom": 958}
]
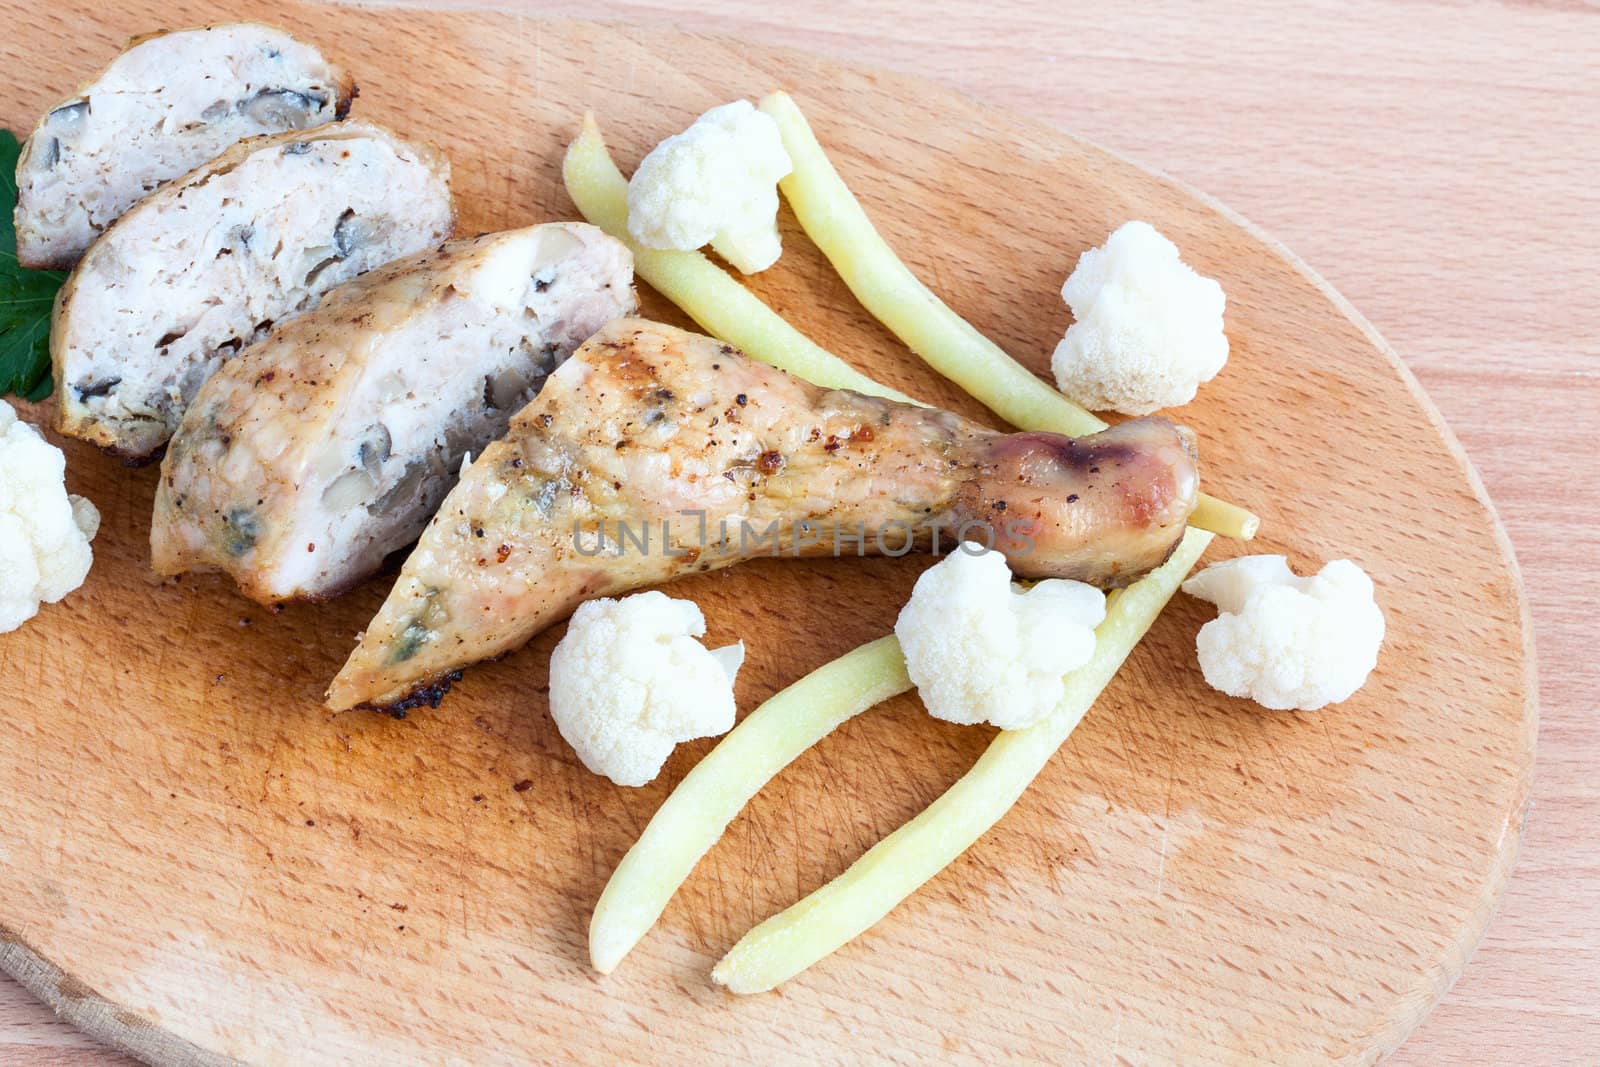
[{"left": 0, "top": 2, "right": 1535, "bottom": 1064}]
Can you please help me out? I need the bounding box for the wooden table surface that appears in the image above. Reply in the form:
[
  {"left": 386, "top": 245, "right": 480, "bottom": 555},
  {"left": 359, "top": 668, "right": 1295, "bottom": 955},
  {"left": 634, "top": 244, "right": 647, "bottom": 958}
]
[{"left": 2, "top": 1, "right": 1593, "bottom": 1063}]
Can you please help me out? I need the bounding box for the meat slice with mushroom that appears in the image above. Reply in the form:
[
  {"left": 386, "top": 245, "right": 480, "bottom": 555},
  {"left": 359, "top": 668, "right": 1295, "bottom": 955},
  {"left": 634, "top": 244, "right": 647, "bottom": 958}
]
[
  {"left": 51, "top": 121, "right": 452, "bottom": 461},
  {"left": 14, "top": 22, "right": 355, "bottom": 268},
  {"left": 327, "top": 318, "right": 1200, "bottom": 711},
  {"left": 152, "top": 223, "right": 636, "bottom": 604}
]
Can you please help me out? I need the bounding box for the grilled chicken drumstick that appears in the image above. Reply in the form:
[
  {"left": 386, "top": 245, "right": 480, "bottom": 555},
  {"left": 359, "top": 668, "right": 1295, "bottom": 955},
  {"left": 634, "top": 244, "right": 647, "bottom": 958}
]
[{"left": 327, "top": 318, "right": 1199, "bottom": 711}]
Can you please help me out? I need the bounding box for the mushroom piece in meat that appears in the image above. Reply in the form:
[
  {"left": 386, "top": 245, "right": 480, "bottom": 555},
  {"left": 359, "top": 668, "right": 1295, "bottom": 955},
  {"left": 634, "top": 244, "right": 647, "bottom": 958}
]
[{"left": 238, "top": 87, "right": 330, "bottom": 127}]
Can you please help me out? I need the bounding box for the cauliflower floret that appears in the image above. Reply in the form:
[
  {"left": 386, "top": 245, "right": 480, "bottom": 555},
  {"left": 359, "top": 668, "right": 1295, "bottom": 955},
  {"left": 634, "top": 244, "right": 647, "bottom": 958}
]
[
  {"left": 895, "top": 544, "right": 1106, "bottom": 730},
  {"left": 0, "top": 401, "right": 100, "bottom": 633},
  {"left": 548, "top": 591, "right": 745, "bottom": 786},
  {"left": 626, "top": 99, "right": 793, "bottom": 274},
  {"left": 1050, "top": 220, "right": 1228, "bottom": 416},
  {"left": 1182, "top": 555, "right": 1384, "bottom": 711}
]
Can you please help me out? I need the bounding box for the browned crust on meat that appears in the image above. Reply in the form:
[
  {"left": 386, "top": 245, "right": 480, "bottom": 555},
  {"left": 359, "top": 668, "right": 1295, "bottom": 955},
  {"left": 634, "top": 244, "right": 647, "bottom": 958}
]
[{"left": 361, "top": 670, "right": 464, "bottom": 718}]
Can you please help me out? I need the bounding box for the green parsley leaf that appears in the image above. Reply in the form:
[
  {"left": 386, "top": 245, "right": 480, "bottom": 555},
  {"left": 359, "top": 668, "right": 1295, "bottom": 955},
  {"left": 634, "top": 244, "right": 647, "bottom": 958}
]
[{"left": 1, "top": 128, "right": 66, "bottom": 401}]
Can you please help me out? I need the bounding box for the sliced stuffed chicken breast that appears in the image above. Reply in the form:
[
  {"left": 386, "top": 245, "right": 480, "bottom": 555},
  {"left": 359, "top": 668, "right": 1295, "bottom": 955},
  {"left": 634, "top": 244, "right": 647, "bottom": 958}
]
[
  {"left": 15, "top": 22, "right": 355, "bottom": 268},
  {"left": 52, "top": 121, "right": 452, "bottom": 460},
  {"left": 152, "top": 223, "right": 635, "bottom": 603}
]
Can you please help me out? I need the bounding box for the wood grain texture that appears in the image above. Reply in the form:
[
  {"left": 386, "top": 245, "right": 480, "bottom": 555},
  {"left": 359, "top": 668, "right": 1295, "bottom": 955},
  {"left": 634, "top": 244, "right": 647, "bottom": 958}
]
[{"left": 0, "top": 0, "right": 1574, "bottom": 1064}]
